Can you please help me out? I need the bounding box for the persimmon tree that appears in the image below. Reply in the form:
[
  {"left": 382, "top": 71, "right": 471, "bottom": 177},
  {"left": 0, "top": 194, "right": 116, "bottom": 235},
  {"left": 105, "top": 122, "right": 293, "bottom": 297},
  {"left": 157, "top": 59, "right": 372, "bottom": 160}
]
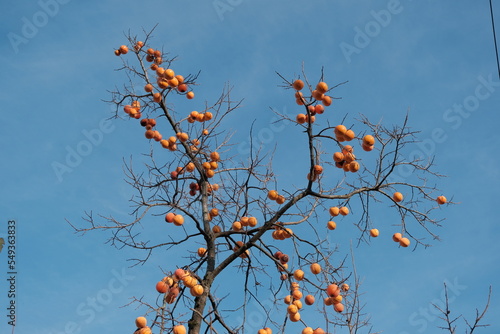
[{"left": 72, "top": 29, "right": 464, "bottom": 334}]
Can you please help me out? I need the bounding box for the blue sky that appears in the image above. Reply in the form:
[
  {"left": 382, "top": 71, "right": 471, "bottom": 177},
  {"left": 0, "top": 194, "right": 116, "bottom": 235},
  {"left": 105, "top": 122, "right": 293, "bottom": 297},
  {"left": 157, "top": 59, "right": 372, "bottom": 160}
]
[{"left": 1, "top": 0, "right": 499, "bottom": 333}]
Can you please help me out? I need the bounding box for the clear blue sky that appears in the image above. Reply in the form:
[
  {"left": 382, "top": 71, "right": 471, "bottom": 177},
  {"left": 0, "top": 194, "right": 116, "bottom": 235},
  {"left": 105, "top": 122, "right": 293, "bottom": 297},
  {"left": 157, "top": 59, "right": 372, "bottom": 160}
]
[{"left": 1, "top": 1, "right": 499, "bottom": 333}]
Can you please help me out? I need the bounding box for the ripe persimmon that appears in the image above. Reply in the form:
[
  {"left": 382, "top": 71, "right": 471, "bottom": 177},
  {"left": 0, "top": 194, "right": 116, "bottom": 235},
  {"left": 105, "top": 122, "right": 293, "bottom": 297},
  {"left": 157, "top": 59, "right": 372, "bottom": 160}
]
[
  {"left": 370, "top": 228, "right": 379, "bottom": 237},
  {"left": 231, "top": 221, "right": 242, "bottom": 231},
  {"left": 327, "top": 221, "right": 337, "bottom": 230},
  {"left": 305, "top": 294, "right": 315, "bottom": 305},
  {"left": 165, "top": 212, "right": 175, "bottom": 223},
  {"left": 279, "top": 253, "right": 289, "bottom": 264},
  {"left": 333, "top": 152, "right": 344, "bottom": 162},
  {"left": 292, "top": 287, "right": 303, "bottom": 297},
  {"left": 392, "top": 232, "right": 402, "bottom": 242},
  {"left": 248, "top": 217, "right": 258, "bottom": 227},
  {"left": 287, "top": 304, "right": 298, "bottom": 314},
  {"left": 316, "top": 82, "right": 328, "bottom": 94},
  {"left": 119, "top": 45, "right": 129, "bottom": 54},
  {"left": 276, "top": 195, "right": 286, "bottom": 204},
  {"left": 437, "top": 195, "right": 447, "bottom": 205},
  {"left": 344, "top": 129, "right": 355, "bottom": 141},
  {"left": 144, "top": 84, "right": 153, "bottom": 93},
  {"left": 135, "top": 316, "right": 147, "bottom": 328},
  {"left": 177, "top": 132, "right": 189, "bottom": 142},
  {"left": 173, "top": 325, "right": 187, "bottom": 334},
  {"left": 342, "top": 152, "right": 354, "bottom": 163},
  {"left": 176, "top": 75, "right": 185, "bottom": 84},
  {"left": 310, "top": 263, "right": 321, "bottom": 275},
  {"left": 326, "top": 284, "right": 340, "bottom": 297},
  {"left": 204, "top": 112, "right": 213, "bottom": 121},
  {"left": 153, "top": 131, "right": 162, "bottom": 142},
  {"left": 324, "top": 297, "right": 334, "bottom": 306},
  {"left": 296, "top": 113, "right": 307, "bottom": 124},
  {"left": 313, "top": 165, "right": 323, "bottom": 174},
  {"left": 310, "top": 106, "right": 322, "bottom": 116},
  {"left": 210, "top": 151, "right": 220, "bottom": 161},
  {"left": 156, "top": 281, "right": 169, "bottom": 294},
  {"left": 306, "top": 107, "right": 315, "bottom": 117},
  {"left": 334, "top": 302, "right": 344, "bottom": 313},
  {"left": 322, "top": 95, "right": 332, "bottom": 106},
  {"left": 186, "top": 91, "right": 195, "bottom": 99},
  {"left": 160, "top": 139, "right": 170, "bottom": 149},
  {"left": 167, "top": 78, "right": 179, "bottom": 87},
  {"left": 190, "top": 284, "right": 204, "bottom": 297},
  {"left": 335, "top": 125, "right": 347, "bottom": 135},
  {"left": 293, "top": 269, "right": 305, "bottom": 281},
  {"left": 329, "top": 206, "right": 340, "bottom": 216},
  {"left": 158, "top": 79, "right": 169, "bottom": 89},
  {"left": 173, "top": 214, "right": 184, "bottom": 226},
  {"left": 292, "top": 79, "right": 304, "bottom": 90},
  {"left": 399, "top": 237, "right": 410, "bottom": 247},
  {"left": 153, "top": 92, "right": 162, "bottom": 103},
  {"left": 363, "top": 134, "right": 375, "bottom": 146},
  {"left": 138, "top": 326, "right": 152, "bottom": 334},
  {"left": 312, "top": 90, "right": 324, "bottom": 101},
  {"left": 268, "top": 190, "right": 279, "bottom": 201},
  {"left": 164, "top": 69, "right": 175, "bottom": 80},
  {"left": 197, "top": 247, "right": 207, "bottom": 257},
  {"left": 156, "top": 67, "right": 165, "bottom": 76},
  {"left": 202, "top": 162, "right": 211, "bottom": 170},
  {"left": 362, "top": 143, "right": 374, "bottom": 151},
  {"left": 289, "top": 312, "right": 301, "bottom": 322},
  {"left": 293, "top": 299, "right": 303, "bottom": 309},
  {"left": 134, "top": 41, "right": 143, "bottom": 51},
  {"left": 339, "top": 206, "right": 349, "bottom": 216},
  {"left": 393, "top": 192, "right": 403, "bottom": 202},
  {"left": 349, "top": 161, "right": 360, "bottom": 172}
]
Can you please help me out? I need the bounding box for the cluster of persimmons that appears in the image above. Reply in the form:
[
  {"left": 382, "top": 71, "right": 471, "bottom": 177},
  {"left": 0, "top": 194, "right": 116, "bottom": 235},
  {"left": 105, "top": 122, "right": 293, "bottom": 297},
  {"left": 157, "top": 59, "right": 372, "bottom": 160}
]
[{"left": 115, "top": 41, "right": 448, "bottom": 334}]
